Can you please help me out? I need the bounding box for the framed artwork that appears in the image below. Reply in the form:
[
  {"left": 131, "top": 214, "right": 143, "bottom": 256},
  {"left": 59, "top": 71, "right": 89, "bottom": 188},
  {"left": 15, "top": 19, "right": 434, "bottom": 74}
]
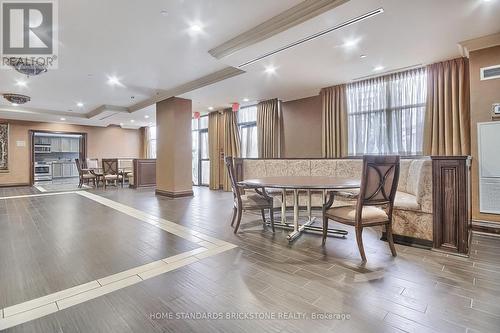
[{"left": 0, "top": 123, "right": 8, "bottom": 172}]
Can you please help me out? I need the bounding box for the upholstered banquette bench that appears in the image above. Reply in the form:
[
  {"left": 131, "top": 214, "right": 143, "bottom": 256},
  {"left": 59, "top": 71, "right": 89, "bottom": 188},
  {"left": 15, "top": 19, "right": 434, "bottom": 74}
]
[{"left": 233, "top": 158, "right": 433, "bottom": 245}]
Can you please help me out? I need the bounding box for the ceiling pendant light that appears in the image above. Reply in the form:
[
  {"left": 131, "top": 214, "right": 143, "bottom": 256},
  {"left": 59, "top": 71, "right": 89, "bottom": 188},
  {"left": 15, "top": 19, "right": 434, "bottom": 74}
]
[
  {"left": 7, "top": 57, "right": 48, "bottom": 77},
  {"left": 3, "top": 93, "right": 31, "bottom": 105}
]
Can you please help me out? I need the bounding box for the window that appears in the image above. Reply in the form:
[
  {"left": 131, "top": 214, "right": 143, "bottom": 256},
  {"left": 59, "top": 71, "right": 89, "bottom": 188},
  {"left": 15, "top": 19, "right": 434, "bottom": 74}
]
[
  {"left": 146, "top": 126, "right": 157, "bottom": 158},
  {"left": 238, "top": 105, "right": 258, "bottom": 158},
  {"left": 346, "top": 68, "right": 427, "bottom": 156},
  {"left": 192, "top": 116, "right": 209, "bottom": 186}
]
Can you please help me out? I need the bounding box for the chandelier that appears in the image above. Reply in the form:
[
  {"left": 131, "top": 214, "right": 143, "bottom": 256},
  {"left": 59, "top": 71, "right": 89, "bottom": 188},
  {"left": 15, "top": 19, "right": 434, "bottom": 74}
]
[
  {"left": 3, "top": 93, "right": 31, "bottom": 105},
  {"left": 6, "top": 57, "right": 48, "bottom": 76}
]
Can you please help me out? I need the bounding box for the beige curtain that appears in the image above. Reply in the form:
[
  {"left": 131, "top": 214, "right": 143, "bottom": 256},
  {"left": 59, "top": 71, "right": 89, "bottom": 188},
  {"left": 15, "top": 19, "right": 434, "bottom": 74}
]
[
  {"left": 222, "top": 109, "right": 241, "bottom": 191},
  {"left": 424, "top": 57, "right": 470, "bottom": 155},
  {"left": 208, "top": 112, "right": 220, "bottom": 190},
  {"left": 321, "top": 84, "right": 347, "bottom": 158},
  {"left": 257, "top": 99, "right": 281, "bottom": 158}
]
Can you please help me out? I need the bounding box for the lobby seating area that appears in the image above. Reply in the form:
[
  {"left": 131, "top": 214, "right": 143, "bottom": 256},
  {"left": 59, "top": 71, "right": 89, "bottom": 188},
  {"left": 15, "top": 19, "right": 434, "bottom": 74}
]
[{"left": 236, "top": 157, "right": 433, "bottom": 243}]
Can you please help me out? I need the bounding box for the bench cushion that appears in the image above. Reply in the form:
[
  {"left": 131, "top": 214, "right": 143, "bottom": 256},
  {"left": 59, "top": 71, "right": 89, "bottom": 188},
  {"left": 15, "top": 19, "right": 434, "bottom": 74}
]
[{"left": 394, "top": 192, "right": 421, "bottom": 211}]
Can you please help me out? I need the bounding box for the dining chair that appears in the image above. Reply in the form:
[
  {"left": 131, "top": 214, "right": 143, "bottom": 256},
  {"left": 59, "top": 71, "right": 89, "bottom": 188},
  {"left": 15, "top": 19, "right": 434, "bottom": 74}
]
[
  {"left": 225, "top": 156, "right": 275, "bottom": 234},
  {"left": 75, "top": 158, "right": 96, "bottom": 188},
  {"left": 86, "top": 158, "right": 103, "bottom": 186},
  {"left": 322, "top": 155, "right": 400, "bottom": 262},
  {"left": 101, "top": 158, "right": 123, "bottom": 189}
]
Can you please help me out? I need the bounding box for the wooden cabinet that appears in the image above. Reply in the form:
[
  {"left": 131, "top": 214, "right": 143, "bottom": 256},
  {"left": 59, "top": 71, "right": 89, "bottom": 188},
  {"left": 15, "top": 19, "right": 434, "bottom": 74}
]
[
  {"left": 432, "top": 156, "right": 472, "bottom": 255},
  {"left": 52, "top": 162, "right": 78, "bottom": 178},
  {"left": 62, "top": 163, "right": 72, "bottom": 177},
  {"left": 50, "top": 137, "right": 61, "bottom": 152},
  {"left": 61, "top": 138, "right": 71, "bottom": 152},
  {"left": 70, "top": 138, "right": 79, "bottom": 152},
  {"left": 52, "top": 163, "right": 62, "bottom": 178}
]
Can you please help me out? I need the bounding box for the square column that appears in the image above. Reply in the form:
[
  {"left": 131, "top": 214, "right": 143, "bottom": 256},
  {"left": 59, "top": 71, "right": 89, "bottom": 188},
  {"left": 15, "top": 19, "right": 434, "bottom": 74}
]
[{"left": 155, "top": 97, "right": 193, "bottom": 198}]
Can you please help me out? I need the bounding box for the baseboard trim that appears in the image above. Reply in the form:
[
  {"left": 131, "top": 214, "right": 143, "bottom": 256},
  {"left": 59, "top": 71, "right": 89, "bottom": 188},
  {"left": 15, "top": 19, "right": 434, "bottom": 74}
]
[
  {"left": 472, "top": 220, "right": 500, "bottom": 235},
  {"left": 155, "top": 189, "right": 194, "bottom": 198},
  {"left": 0, "top": 183, "right": 30, "bottom": 188},
  {"left": 381, "top": 232, "right": 433, "bottom": 249}
]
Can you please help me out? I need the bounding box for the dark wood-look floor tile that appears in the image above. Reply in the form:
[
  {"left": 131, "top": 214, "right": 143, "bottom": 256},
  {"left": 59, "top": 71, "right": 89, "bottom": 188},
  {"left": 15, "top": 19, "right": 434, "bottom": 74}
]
[{"left": 2, "top": 186, "right": 500, "bottom": 333}]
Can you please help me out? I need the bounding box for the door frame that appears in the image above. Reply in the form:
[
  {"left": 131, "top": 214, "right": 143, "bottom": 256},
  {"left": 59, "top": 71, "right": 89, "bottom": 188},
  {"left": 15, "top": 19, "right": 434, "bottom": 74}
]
[{"left": 29, "top": 130, "right": 88, "bottom": 186}]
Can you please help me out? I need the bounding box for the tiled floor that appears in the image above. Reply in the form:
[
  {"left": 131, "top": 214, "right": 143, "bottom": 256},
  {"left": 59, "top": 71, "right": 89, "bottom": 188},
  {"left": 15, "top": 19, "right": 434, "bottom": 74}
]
[{"left": 1, "top": 186, "right": 500, "bottom": 332}]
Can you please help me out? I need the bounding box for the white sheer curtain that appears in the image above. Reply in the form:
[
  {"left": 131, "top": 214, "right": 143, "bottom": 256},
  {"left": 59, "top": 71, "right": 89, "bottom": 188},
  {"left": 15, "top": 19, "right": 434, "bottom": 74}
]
[
  {"left": 146, "top": 126, "right": 157, "bottom": 158},
  {"left": 346, "top": 68, "right": 427, "bottom": 156},
  {"left": 238, "top": 105, "right": 258, "bottom": 158}
]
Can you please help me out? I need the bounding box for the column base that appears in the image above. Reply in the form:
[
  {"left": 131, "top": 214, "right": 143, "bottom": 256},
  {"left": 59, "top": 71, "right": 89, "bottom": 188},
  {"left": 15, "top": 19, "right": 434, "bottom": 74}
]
[{"left": 155, "top": 189, "right": 194, "bottom": 198}]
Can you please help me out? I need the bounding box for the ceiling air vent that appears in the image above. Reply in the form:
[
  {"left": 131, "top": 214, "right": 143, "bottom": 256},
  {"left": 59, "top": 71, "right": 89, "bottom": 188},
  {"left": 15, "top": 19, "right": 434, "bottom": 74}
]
[{"left": 481, "top": 65, "right": 500, "bottom": 81}]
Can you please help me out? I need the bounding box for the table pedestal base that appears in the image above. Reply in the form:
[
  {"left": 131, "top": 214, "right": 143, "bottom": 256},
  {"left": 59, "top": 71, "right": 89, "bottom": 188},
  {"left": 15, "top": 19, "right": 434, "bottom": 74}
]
[{"left": 264, "top": 218, "right": 347, "bottom": 242}]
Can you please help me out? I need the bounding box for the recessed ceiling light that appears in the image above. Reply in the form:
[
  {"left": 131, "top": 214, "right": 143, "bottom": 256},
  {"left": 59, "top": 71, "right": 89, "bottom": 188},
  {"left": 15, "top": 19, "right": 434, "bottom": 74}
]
[
  {"left": 144, "top": 115, "right": 150, "bottom": 119},
  {"left": 107, "top": 76, "right": 122, "bottom": 86},
  {"left": 342, "top": 39, "right": 360, "bottom": 48},
  {"left": 130, "top": 119, "right": 135, "bottom": 123},
  {"left": 189, "top": 24, "right": 203, "bottom": 33},
  {"left": 160, "top": 9, "right": 168, "bottom": 16},
  {"left": 265, "top": 65, "right": 276, "bottom": 74},
  {"left": 77, "top": 102, "right": 84, "bottom": 107},
  {"left": 60, "top": 117, "right": 66, "bottom": 121},
  {"left": 360, "top": 54, "right": 367, "bottom": 58},
  {"left": 243, "top": 98, "right": 250, "bottom": 102},
  {"left": 15, "top": 80, "right": 27, "bottom": 87},
  {"left": 208, "top": 106, "right": 214, "bottom": 111},
  {"left": 374, "top": 65, "right": 385, "bottom": 71},
  {"left": 11, "top": 103, "right": 19, "bottom": 106}
]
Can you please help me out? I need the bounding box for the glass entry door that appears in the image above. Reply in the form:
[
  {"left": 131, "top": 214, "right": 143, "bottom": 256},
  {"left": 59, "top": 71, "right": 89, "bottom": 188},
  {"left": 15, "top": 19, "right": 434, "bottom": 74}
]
[
  {"left": 199, "top": 130, "right": 209, "bottom": 186},
  {"left": 192, "top": 115, "right": 209, "bottom": 186}
]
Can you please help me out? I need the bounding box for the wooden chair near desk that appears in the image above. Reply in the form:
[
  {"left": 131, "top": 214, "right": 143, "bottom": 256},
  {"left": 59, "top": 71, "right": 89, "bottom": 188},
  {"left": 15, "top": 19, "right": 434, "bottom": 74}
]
[
  {"left": 322, "top": 155, "right": 400, "bottom": 262},
  {"left": 102, "top": 158, "right": 123, "bottom": 189},
  {"left": 225, "top": 156, "right": 275, "bottom": 234}
]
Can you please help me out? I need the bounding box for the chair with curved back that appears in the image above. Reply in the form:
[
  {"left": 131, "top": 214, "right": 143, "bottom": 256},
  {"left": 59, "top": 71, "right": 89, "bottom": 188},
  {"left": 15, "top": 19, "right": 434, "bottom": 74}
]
[
  {"left": 322, "top": 155, "right": 400, "bottom": 262},
  {"left": 225, "top": 156, "right": 275, "bottom": 234},
  {"left": 75, "top": 158, "right": 96, "bottom": 188},
  {"left": 102, "top": 158, "right": 123, "bottom": 189}
]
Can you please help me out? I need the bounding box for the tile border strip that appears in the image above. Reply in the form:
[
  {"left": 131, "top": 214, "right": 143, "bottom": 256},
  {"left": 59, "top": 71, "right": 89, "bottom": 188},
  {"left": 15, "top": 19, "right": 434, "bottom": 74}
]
[{"left": 0, "top": 191, "right": 238, "bottom": 330}]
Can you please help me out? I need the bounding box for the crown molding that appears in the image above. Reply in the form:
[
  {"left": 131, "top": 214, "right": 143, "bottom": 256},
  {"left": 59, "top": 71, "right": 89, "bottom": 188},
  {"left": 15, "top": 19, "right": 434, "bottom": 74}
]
[
  {"left": 459, "top": 31, "right": 500, "bottom": 58},
  {"left": 208, "top": 0, "right": 350, "bottom": 59},
  {"left": 128, "top": 66, "right": 245, "bottom": 112}
]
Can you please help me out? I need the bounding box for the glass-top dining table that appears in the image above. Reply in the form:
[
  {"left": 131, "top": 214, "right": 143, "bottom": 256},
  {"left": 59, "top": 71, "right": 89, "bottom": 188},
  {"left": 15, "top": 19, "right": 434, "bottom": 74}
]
[{"left": 238, "top": 176, "right": 361, "bottom": 242}]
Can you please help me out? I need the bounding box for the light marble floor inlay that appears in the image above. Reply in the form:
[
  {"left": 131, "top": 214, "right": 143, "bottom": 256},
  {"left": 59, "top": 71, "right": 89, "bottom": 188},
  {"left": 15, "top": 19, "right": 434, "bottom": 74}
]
[{"left": 0, "top": 191, "right": 238, "bottom": 330}]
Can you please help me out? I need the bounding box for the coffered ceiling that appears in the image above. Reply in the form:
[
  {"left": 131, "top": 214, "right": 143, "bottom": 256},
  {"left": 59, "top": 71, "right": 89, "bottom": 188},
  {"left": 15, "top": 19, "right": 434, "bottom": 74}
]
[{"left": 0, "top": 0, "right": 499, "bottom": 128}]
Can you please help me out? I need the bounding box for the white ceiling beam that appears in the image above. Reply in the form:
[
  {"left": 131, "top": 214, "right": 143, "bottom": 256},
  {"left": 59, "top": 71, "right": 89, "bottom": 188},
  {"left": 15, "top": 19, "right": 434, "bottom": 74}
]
[
  {"left": 208, "top": 0, "right": 350, "bottom": 59},
  {"left": 127, "top": 66, "right": 245, "bottom": 112}
]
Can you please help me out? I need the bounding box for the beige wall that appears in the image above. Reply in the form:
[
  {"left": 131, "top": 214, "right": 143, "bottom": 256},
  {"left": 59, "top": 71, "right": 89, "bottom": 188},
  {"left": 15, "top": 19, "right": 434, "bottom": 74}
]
[
  {"left": 281, "top": 95, "right": 322, "bottom": 158},
  {"left": 0, "top": 120, "right": 144, "bottom": 186},
  {"left": 469, "top": 46, "right": 500, "bottom": 223}
]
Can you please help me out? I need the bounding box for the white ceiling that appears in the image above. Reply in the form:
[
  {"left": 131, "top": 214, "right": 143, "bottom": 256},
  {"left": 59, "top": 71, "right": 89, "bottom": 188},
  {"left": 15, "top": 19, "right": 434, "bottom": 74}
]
[{"left": 1, "top": 0, "right": 499, "bottom": 128}]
